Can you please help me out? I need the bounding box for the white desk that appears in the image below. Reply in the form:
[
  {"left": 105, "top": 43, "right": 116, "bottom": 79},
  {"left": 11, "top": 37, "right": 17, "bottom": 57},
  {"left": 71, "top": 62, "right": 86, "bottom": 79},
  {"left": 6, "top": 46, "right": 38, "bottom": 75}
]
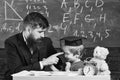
[
  {"left": 12, "top": 71, "right": 111, "bottom": 80},
  {"left": 13, "top": 75, "right": 111, "bottom": 80}
]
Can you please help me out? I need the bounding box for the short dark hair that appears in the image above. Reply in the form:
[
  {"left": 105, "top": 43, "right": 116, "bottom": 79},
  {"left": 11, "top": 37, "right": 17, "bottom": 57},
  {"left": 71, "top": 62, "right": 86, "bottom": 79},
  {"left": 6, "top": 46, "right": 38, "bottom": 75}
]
[{"left": 23, "top": 12, "right": 49, "bottom": 29}]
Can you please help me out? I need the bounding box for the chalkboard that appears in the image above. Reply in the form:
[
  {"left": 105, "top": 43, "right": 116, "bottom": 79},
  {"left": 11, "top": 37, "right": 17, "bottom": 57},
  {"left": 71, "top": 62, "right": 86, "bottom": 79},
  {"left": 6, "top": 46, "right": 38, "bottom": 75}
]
[{"left": 0, "top": 0, "right": 120, "bottom": 48}]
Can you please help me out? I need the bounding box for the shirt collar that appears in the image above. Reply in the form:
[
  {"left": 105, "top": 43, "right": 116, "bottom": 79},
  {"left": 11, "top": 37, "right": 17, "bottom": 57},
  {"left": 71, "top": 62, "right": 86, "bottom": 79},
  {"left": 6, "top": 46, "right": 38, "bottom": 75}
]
[{"left": 22, "top": 31, "right": 27, "bottom": 44}]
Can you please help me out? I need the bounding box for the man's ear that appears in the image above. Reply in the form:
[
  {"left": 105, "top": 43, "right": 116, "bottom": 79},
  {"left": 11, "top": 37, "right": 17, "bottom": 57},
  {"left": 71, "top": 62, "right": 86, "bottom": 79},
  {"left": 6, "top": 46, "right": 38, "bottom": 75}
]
[{"left": 26, "top": 26, "right": 32, "bottom": 33}]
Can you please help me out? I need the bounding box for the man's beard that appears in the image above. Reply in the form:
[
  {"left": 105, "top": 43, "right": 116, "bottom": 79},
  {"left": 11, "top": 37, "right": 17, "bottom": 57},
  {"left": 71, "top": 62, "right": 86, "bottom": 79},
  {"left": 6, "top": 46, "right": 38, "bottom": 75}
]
[{"left": 26, "top": 34, "right": 43, "bottom": 51}]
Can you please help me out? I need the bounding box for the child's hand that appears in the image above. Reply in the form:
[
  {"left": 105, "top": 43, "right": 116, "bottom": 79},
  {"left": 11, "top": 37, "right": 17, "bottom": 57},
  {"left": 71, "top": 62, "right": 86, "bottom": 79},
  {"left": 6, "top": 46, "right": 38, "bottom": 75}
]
[
  {"left": 78, "top": 68, "right": 83, "bottom": 75},
  {"left": 65, "top": 62, "right": 71, "bottom": 72}
]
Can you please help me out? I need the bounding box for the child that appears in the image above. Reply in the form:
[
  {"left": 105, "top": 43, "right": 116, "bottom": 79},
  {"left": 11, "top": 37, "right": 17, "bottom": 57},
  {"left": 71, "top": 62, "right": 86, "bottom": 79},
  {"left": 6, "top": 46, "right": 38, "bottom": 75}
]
[
  {"left": 90, "top": 46, "right": 111, "bottom": 75},
  {"left": 60, "top": 36, "right": 85, "bottom": 72},
  {"left": 63, "top": 45, "right": 84, "bottom": 71}
]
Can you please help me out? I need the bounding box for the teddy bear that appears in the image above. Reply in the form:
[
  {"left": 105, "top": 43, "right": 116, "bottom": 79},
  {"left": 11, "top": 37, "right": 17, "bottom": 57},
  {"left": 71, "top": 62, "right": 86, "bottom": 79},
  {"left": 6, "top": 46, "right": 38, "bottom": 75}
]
[{"left": 89, "top": 46, "right": 111, "bottom": 75}]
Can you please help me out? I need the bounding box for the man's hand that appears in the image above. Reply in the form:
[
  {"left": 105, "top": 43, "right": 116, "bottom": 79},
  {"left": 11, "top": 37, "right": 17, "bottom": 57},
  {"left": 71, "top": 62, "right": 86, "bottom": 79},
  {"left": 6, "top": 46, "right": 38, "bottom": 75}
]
[{"left": 41, "top": 52, "right": 63, "bottom": 67}]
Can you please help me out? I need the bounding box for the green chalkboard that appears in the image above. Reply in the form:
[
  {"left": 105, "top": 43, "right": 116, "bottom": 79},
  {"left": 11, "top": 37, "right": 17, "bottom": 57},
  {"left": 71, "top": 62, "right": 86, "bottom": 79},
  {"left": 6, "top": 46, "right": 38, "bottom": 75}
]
[{"left": 0, "top": 0, "right": 120, "bottom": 48}]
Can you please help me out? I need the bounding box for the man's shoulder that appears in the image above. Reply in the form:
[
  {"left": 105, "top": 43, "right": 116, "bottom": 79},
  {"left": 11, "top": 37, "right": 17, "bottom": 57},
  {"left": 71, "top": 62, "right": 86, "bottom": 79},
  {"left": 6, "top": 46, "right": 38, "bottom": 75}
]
[{"left": 5, "top": 33, "right": 21, "bottom": 43}]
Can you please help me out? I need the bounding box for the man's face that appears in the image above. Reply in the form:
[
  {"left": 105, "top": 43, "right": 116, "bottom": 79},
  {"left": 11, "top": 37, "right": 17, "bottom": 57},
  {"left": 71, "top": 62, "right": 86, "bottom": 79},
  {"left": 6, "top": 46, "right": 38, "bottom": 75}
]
[
  {"left": 26, "top": 26, "right": 47, "bottom": 48},
  {"left": 30, "top": 26, "right": 47, "bottom": 41}
]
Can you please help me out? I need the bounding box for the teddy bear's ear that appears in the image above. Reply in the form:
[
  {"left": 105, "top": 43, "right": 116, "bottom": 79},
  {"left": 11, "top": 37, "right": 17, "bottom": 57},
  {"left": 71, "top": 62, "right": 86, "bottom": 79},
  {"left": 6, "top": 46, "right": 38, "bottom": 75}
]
[{"left": 102, "top": 47, "right": 109, "bottom": 55}]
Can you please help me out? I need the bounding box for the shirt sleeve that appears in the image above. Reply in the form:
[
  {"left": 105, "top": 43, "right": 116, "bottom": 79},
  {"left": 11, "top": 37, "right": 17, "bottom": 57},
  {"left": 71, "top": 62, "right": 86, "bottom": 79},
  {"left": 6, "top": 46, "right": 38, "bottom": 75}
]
[{"left": 39, "top": 61, "right": 43, "bottom": 69}]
